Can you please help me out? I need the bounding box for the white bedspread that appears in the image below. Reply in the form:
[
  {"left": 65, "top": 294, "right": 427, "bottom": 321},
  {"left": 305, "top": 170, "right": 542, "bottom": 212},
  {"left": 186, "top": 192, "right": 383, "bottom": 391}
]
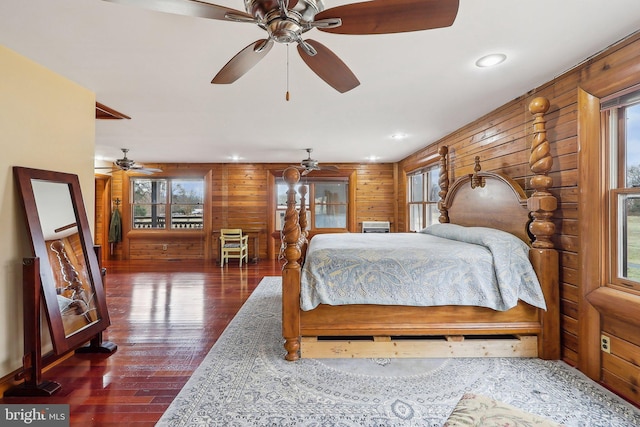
[{"left": 299, "top": 224, "right": 547, "bottom": 311}]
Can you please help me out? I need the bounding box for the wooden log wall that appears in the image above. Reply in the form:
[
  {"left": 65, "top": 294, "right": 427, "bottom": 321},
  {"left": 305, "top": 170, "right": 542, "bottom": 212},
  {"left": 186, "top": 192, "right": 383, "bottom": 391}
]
[{"left": 398, "top": 31, "right": 640, "bottom": 406}]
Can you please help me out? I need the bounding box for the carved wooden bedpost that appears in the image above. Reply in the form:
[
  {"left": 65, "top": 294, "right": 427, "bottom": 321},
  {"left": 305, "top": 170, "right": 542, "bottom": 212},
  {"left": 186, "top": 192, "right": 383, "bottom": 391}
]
[
  {"left": 281, "top": 167, "right": 302, "bottom": 361},
  {"left": 298, "top": 184, "right": 308, "bottom": 239},
  {"left": 296, "top": 183, "right": 309, "bottom": 264},
  {"left": 528, "top": 97, "right": 556, "bottom": 249},
  {"left": 438, "top": 146, "right": 450, "bottom": 223},
  {"left": 527, "top": 96, "right": 560, "bottom": 360}
]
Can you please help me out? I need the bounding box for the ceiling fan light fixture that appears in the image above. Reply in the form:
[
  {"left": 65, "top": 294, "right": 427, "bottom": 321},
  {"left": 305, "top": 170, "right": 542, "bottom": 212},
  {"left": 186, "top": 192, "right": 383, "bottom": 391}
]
[{"left": 475, "top": 53, "right": 507, "bottom": 68}]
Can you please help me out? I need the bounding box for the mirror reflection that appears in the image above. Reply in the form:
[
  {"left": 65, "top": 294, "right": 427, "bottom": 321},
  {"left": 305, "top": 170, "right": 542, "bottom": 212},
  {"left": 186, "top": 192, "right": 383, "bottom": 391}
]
[{"left": 31, "top": 179, "right": 100, "bottom": 338}]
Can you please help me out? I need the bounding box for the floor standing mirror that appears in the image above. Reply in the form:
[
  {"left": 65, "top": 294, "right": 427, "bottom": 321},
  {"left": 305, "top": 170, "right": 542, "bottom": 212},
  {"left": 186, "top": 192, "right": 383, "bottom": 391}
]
[{"left": 7, "top": 166, "right": 117, "bottom": 397}]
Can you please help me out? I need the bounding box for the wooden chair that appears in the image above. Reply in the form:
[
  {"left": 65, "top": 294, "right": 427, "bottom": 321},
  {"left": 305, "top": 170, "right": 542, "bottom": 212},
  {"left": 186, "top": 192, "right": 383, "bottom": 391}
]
[{"left": 219, "top": 228, "right": 248, "bottom": 267}]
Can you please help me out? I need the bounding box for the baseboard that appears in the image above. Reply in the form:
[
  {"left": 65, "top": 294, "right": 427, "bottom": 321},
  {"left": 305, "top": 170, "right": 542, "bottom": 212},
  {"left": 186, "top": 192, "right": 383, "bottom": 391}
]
[
  {"left": 0, "top": 370, "right": 22, "bottom": 396},
  {"left": 0, "top": 351, "right": 74, "bottom": 397}
]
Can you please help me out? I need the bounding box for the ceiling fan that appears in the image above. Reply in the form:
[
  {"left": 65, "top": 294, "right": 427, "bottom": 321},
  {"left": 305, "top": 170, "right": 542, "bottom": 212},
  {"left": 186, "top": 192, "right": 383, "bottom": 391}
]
[
  {"left": 95, "top": 148, "right": 163, "bottom": 174},
  {"left": 298, "top": 148, "right": 338, "bottom": 175},
  {"left": 103, "top": 0, "right": 459, "bottom": 93}
]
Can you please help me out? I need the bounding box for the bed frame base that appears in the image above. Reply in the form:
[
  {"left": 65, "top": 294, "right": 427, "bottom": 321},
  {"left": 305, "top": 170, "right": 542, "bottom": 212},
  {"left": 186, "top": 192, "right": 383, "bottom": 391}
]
[{"left": 300, "top": 335, "right": 537, "bottom": 359}]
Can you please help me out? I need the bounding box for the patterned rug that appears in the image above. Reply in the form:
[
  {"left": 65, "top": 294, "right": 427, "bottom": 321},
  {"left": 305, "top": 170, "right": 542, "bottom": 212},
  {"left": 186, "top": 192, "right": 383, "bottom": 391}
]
[{"left": 157, "top": 277, "right": 640, "bottom": 426}]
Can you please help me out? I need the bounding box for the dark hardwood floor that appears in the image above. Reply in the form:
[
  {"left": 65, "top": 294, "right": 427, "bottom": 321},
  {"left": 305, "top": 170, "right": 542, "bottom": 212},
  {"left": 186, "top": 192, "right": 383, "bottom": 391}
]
[{"left": 0, "top": 258, "right": 283, "bottom": 426}]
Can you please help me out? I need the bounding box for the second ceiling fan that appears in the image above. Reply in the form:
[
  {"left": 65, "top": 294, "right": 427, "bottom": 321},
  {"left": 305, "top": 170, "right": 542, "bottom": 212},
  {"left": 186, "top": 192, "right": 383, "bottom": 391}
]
[
  {"left": 95, "top": 148, "right": 162, "bottom": 174},
  {"left": 299, "top": 148, "right": 338, "bottom": 175},
  {"left": 103, "top": 0, "right": 459, "bottom": 93}
]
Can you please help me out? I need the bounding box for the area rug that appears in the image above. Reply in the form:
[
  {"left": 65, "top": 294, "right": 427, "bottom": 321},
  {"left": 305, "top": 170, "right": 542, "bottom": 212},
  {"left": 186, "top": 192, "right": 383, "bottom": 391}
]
[{"left": 157, "top": 277, "right": 640, "bottom": 426}]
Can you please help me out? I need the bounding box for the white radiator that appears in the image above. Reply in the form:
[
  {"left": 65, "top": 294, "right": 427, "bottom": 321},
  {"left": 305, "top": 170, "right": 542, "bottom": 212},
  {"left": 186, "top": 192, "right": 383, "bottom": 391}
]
[{"left": 361, "top": 221, "right": 390, "bottom": 233}]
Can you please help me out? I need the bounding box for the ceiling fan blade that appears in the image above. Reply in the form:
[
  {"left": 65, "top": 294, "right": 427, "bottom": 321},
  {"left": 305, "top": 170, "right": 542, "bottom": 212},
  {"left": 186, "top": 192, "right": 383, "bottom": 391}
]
[
  {"left": 212, "top": 39, "right": 274, "bottom": 84},
  {"left": 102, "top": 0, "right": 253, "bottom": 21},
  {"left": 316, "top": 0, "right": 459, "bottom": 35},
  {"left": 297, "top": 40, "right": 360, "bottom": 93}
]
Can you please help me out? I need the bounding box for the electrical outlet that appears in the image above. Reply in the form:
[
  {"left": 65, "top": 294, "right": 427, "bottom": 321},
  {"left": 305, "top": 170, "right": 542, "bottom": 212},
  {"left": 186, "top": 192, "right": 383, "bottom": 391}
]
[
  {"left": 162, "top": 244, "right": 168, "bottom": 251},
  {"left": 601, "top": 335, "right": 611, "bottom": 353}
]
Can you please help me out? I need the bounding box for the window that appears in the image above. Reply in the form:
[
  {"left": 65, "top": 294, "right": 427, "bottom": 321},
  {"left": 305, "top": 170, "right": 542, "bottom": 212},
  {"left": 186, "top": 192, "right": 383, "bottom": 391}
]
[
  {"left": 604, "top": 89, "right": 640, "bottom": 292},
  {"left": 275, "top": 178, "right": 348, "bottom": 231},
  {"left": 407, "top": 164, "right": 440, "bottom": 231},
  {"left": 131, "top": 178, "right": 204, "bottom": 230}
]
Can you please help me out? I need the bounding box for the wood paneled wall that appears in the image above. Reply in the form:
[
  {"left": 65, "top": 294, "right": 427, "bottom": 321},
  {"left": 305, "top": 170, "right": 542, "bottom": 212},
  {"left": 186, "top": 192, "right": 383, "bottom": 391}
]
[
  {"left": 212, "top": 163, "right": 268, "bottom": 233},
  {"left": 106, "top": 162, "right": 396, "bottom": 262},
  {"left": 353, "top": 163, "right": 398, "bottom": 230}
]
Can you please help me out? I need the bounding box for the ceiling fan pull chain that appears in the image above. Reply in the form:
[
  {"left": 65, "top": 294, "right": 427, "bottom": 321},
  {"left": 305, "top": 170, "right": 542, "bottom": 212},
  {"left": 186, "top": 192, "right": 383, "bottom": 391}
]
[{"left": 286, "top": 44, "right": 290, "bottom": 101}]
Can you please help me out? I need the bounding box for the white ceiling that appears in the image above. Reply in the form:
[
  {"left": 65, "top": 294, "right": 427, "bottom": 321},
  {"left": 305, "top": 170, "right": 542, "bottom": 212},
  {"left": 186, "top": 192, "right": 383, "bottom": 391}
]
[{"left": 1, "top": 0, "right": 639, "bottom": 166}]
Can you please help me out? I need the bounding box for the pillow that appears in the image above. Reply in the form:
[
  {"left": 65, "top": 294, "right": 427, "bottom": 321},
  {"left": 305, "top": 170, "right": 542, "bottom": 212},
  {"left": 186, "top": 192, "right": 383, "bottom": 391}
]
[
  {"left": 444, "top": 393, "right": 565, "bottom": 427},
  {"left": 421, "top": 223, "right": 530, "bottom": 253}
]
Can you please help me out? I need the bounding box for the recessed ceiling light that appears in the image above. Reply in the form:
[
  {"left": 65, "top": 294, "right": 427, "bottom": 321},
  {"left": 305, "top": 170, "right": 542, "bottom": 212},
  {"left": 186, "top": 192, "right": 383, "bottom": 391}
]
[
  {"left": 366, "top": 155, "right": 380, "bottom": 162},
  {"left": 229, "top": 155, "right": 240, "bottom": 162},
  {"left": 475, "top": 53, "right": 507, "bottom": 68},
  {"left": 390, "top": 133, "right": 408, "bottom": 140}
]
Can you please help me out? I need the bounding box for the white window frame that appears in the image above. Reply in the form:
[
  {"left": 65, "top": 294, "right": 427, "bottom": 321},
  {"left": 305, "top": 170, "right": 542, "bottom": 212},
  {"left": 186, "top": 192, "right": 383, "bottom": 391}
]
[{"left": 407, "top": 163, "right": 440, "bottom": 232}]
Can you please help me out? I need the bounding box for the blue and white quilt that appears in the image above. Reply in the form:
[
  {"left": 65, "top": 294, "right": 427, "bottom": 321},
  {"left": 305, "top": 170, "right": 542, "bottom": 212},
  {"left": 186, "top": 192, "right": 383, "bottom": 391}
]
[{"left": 300, "top": 224, "right": 547, "bottom": 311}]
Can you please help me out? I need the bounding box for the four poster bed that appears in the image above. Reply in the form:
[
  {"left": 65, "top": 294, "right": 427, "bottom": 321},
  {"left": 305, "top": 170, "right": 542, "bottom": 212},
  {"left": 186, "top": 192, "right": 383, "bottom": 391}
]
[{"left": 280, "top": 97, "right": 560, "bottom": 361}]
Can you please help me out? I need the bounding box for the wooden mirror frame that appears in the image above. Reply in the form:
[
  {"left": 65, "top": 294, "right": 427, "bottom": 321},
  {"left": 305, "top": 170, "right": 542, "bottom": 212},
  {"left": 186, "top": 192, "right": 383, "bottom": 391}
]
[{"left": 14, "top": 166, "right": 111, "bottom": 354}]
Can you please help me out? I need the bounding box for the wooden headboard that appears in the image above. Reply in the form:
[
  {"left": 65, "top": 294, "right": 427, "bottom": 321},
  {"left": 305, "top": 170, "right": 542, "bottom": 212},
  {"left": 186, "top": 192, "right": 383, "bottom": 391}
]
[{"left": 441, "top": 157, "right": 532, "bottom": 244}]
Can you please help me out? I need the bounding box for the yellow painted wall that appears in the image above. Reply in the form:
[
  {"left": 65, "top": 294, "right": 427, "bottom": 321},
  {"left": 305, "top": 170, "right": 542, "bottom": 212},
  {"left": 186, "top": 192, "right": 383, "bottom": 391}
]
[{"left": 0, "top": 45, "right": 95, "bottom": 377}]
